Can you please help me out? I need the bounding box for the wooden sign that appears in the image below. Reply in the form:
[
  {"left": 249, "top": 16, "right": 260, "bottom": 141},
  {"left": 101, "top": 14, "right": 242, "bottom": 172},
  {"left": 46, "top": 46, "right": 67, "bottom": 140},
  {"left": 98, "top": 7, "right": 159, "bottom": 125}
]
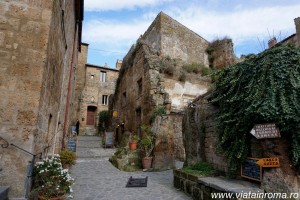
[
  {"left": 67, "top": 139, "right": 76, "bottom": 152},
  {"left": 250, "top": 123, "right": 281, "bottom": 139},
  {"left": 256, "top": 157, "right": 280, "bottom": 167},
  {"left": 104, "top": 132, "right": 114, "bottom": 148},
  {"left": 241, "top": 158, "right": 262, "bottom": 182}
]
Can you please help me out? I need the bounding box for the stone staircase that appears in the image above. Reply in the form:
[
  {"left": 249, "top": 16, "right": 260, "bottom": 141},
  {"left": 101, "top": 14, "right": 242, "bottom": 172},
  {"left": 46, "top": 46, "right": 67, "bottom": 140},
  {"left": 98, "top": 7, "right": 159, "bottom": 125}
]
[
  {"left": 0, "top": 186, "right": 9, "bottom": 200},
  {"left": 84, "top": 126, "right": 97, "bottom": 136},
  {"left": 76, "top": 136, "right": 116, "bottom": 159}
]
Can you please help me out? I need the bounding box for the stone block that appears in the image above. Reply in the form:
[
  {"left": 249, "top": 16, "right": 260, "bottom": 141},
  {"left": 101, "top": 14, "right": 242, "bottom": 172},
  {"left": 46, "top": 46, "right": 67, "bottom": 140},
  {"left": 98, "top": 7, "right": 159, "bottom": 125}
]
[
  {"left": 0, "top": 50, "right": 11, "bottom": 60},
  {"left": 0, "top": 32, "right": 5, "bottom": 46},
  {"left": 8, "top": 18, "right": 20, "bottom": 30},
  {"left": 16, "top": 110, "right": 37, "bottom": 125},
  {"left": 8, "top": 4, "right": 41, "bottom": 20},
  {"left": 21, "top": 21, "right": 41, "bottom": 34}
]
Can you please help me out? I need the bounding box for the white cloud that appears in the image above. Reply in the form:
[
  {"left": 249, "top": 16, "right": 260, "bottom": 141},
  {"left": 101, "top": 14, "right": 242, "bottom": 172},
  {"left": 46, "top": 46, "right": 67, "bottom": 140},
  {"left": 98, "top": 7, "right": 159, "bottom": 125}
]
[
  {"left": 85, "top": 0, "right": 173, "bottom": 11},
  {"left": 167, "top": 4, "right": 299, "bottom": 43},
  {"left": 83, "top": 19, "right": 152, "bottom": 54},
  {"left": 83, "top": 3, "right": 300, "bottom": 59}
]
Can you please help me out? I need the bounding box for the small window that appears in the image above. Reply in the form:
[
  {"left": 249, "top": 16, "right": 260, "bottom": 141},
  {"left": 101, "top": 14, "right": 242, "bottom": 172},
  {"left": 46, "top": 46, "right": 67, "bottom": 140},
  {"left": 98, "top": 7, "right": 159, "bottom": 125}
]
[
  {"left": 100, "top": 71, "right": 107, "bottom": 82},
  {"left": 90, "top": 74, "right": 94, "bottom": 79},
  {"left": 102, "top": 95, "right": 108, "bottom": 105},
  {"left": 137, "top": 78, "right": 142, "bottom": 96},
  {"left": 123, "top": 92, "right": 127, "bottom": 105}
]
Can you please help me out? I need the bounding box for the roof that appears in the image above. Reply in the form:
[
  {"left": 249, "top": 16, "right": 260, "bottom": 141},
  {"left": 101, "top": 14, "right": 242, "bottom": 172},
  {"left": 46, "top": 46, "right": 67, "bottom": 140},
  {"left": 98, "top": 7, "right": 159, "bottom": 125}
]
[{"left": 86, "top": 63, "right": 119, "bottom": 72}]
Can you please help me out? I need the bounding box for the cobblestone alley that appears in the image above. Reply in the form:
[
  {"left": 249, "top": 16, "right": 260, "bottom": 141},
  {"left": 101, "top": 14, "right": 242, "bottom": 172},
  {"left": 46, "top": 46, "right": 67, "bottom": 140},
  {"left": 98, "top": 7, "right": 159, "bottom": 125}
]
[{"left": 69, "top": 136, "right": 190, "bottom": 200}]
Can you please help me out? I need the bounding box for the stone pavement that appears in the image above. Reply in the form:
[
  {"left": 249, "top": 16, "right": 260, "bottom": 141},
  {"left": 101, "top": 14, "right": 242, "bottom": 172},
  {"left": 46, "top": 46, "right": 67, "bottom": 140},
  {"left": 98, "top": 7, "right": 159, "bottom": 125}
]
[{"left": 69, "top": 136, "right": 191, "bottom": 200}]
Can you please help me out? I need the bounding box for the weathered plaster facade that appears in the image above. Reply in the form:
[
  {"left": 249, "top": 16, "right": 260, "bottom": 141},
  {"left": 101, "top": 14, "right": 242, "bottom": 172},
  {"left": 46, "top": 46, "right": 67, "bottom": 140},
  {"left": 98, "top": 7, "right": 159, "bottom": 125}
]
[
  {"left": 112, "top": 12, "right": 234, "bottom": 170},
  {"left": 77, "top": 46, "right": 119, "bottom": 135},
  {"left": 0, "top": 0, "right": 83, "bottom": 198}
]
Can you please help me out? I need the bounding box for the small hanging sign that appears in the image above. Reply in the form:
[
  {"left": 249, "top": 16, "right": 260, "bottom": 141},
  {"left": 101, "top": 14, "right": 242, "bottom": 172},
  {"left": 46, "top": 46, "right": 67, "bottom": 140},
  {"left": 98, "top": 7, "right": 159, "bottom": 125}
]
[{"left": 250, "top": 123, "right": 281, "bottom": 139}]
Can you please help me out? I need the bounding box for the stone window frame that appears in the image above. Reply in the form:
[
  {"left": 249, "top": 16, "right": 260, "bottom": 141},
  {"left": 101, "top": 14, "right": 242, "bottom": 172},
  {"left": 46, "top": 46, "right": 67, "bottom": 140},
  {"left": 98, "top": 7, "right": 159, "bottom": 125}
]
[
  {"left": 100, "top": 71, "right": 107, "bottom": 82},
  {"left": 102, "top": 95, "right": 108, "bottom": 105}
]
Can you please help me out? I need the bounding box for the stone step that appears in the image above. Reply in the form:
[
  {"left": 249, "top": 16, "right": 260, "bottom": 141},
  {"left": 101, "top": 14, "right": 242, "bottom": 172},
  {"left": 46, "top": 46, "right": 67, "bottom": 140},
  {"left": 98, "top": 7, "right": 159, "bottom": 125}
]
[
  {"left": 76, "top": 147, "right": 116, "bottom": 158},
  {"left": 0, "top": 186, "right": 9, "bottom": 200},
  {"left": 77, "top": 136, "right": 101, "bottom": 141},
  {"left": 77, "top": 140, "right": 102, "bottom": 148}
]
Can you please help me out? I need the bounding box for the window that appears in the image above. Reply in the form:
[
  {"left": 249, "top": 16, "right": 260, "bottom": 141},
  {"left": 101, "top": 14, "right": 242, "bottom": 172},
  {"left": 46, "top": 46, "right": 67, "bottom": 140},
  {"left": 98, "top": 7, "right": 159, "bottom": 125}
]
[
  {"left": 90, "top": 74, "right": 94, "bottom": 79},
  {"left": 100, "top": 71, "right": 107, "bottom": 82},
  {"left": 102, "top": 95, "right": 108, "bottom": 105},
  {"left": 137, "top": 78, "right": 142, "bottom": 96},
  {"left": 123, "top": 92, "right": 127, "bottom": 105}
]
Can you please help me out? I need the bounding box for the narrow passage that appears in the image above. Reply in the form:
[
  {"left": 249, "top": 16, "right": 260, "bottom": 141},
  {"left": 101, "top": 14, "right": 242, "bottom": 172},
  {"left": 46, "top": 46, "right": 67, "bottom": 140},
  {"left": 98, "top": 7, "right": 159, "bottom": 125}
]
[{"left": 70, "top": 136, "right": 191, "bottom": 200}]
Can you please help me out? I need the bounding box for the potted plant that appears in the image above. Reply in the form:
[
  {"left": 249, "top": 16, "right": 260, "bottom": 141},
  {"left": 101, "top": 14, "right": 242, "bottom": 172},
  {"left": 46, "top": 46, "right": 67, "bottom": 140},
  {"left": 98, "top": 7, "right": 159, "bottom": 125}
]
[
  {"left": 59, "top": 149, "right": 76, "bottom": 169},
  {"left": 129, "top": 134, "right": 139, "bottom": 150},
  {"left": 140, "top": 135, "right": 155, "bottom": 169},
  {"left": 30, "top": 155, "right": 74, "bottom": 200}
]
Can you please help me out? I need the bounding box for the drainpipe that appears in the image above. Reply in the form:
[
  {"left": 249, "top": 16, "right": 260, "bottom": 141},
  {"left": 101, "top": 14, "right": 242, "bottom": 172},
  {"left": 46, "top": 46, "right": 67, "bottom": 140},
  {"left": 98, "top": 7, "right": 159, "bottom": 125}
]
[{"left": 62, "top": 23, "right": 78, "bottom": 149}]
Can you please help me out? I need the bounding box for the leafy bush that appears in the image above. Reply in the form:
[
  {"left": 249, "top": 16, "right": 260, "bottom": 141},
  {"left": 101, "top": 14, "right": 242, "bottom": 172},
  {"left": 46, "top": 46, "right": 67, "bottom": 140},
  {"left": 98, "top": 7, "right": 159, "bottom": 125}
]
[
  {"left": 183, "top": 63, "right": 203, "bottom": 73},
  {"left": 211, "top": 45, "right": 300, "bottom": 175},
  {"left": 182, "top": 162, "right": 217, "bottom": 176},
  {"left": 140, "top": 135, "right": 156, "bottom": 157},
  {"left": 59, "top": 149, "right": 76, "bottom": 166},
  {"left": 98, "top": 111, "right": 109, "bottom": 132}
]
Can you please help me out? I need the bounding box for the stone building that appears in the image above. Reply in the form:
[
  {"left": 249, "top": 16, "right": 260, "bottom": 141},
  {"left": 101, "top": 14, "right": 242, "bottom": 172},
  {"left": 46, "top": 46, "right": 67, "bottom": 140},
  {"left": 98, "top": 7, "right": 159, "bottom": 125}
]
[
  {"left": 0, "top": 0, "right": 83, "bottom": 198},
  {"left": 112, "top": 12, "right": 234, "bottom": 170},
  {"left": 75, "top": 43, "right": 120, "bottom": 135},
  {"left": 268, "top": 17, "right": 300, "bottom": 48}
]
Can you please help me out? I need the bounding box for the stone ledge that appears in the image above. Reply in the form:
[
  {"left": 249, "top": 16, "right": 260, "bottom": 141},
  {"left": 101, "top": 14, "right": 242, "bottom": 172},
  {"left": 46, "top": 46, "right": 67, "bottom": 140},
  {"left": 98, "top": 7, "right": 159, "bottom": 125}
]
[{"left": 198, "top": 177, "right": 263, "bottom": 194}]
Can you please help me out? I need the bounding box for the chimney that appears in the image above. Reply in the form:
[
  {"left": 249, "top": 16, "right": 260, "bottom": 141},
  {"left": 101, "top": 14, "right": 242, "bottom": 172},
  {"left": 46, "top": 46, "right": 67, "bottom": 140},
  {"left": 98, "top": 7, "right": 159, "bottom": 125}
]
[
  {"left": 115, "top": 59, "right": 122, "bottom": 70},
  {"left": 268, "top": 37, "right": 277, "bottom": 48},
  {"left": 295, "top": 17, "right": 300, "bottom": 47}
]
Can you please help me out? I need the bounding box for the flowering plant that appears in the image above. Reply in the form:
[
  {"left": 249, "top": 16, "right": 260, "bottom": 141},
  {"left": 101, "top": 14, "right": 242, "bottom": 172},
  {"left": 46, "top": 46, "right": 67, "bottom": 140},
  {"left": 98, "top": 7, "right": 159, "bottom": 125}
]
[{"left": 30, "top": 155, "right": 73, "bottom": 199}]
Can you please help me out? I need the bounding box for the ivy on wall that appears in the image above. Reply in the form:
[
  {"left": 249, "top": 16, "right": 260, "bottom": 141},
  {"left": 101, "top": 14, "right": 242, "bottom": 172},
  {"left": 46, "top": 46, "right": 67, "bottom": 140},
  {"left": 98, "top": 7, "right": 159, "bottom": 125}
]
[{"left": 211, "top": 45, "right": 300, "bottom": 175}]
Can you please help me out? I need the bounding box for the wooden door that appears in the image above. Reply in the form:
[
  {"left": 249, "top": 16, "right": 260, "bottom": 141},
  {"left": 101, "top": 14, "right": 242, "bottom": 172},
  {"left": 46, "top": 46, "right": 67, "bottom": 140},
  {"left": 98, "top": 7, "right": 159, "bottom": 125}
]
[{"left": 86, "top": 106, "right": 96, "bottom": 125}]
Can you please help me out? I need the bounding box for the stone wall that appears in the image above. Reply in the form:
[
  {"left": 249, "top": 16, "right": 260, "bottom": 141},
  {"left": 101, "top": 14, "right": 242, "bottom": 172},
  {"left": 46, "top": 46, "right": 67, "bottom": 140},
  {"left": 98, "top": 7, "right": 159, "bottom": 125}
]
[
  {"left": 79, "top": 63, "right": 119, "bottom": 134},
  {"left": 73, "top": 43, "right": 88, "bottom": 123},
  {"left": 143, "top": 12, "right": 209, "bottom": 66},
  {"left": 112, "top": 12, "right": 216, "bottom": 170},
  {"left": 0, "top": 0, "right": 82, "bottom": 198},
  {"left": 182, "top": 97, "right": 228, "bottom": 172}
]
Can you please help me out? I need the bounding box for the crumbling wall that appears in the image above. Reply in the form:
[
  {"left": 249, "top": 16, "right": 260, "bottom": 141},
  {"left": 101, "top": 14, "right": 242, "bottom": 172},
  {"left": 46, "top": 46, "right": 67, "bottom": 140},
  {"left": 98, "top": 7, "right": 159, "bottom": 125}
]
[
  {"left": 207, "top": 38, "right": 235, "bottom": 69},
  {"left": 143, "top": 12, "right": 209, "bottom": 66},
  {"left": 182, "top": 97, "right": 228, "bottom": 172}
]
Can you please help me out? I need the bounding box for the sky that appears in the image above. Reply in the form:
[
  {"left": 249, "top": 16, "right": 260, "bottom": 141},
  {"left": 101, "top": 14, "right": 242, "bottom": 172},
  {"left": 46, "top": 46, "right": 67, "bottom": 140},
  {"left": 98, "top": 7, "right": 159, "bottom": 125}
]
[{"left": 82, "top": 0, "right": 300, "bottom": 68}]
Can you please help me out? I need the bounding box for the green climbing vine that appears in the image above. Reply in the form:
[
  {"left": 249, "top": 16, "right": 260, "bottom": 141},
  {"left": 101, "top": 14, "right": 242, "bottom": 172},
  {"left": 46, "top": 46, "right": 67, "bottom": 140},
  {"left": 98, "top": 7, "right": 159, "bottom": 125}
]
[{"left": 211, "top": 45, "right": 300, "bottom": 175}]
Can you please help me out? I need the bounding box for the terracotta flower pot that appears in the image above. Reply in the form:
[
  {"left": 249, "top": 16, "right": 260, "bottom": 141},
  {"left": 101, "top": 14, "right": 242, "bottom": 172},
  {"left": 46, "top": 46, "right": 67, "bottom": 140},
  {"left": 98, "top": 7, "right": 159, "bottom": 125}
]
[
  {"left": 129, "top": 142, "right": 137, "bottom": 150},
  {"left": 142, "top": 157, "right": 153, "bottom": 169}
]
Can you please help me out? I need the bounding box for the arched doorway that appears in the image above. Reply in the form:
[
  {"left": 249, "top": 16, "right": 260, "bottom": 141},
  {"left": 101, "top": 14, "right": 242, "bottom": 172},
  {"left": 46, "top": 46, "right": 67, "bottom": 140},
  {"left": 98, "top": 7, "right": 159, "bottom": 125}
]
[{"left": 86, "top": 106, "right": 97, "bottom": 126}]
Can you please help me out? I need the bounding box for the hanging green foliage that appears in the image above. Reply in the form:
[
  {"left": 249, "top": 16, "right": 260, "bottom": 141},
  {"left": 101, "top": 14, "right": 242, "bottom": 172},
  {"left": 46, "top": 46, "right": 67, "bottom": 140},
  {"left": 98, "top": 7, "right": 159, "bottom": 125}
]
[
  {"left": 211, "top": 45, "right": 300, "bottom": 175},
  {"left": 98, "top": 111, "right": 110, "bottom": 132}
]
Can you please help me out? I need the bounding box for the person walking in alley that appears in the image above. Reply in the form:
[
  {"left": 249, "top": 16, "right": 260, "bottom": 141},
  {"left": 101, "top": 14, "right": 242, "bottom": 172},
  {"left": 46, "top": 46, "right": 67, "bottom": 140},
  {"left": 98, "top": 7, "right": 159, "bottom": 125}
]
[{"left": 76, "top": 120, "right": 80, "bottom": 136}]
